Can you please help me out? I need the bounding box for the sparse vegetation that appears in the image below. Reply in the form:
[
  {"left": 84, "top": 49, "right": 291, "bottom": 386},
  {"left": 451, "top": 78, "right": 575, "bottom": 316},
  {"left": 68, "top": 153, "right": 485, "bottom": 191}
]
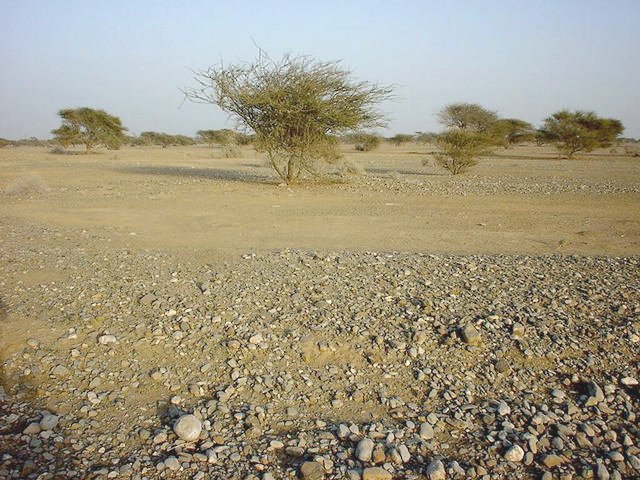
[
  {"left": 431, "top": 129, "right": 491, "bottom": 175},
  {"left": 184, "top": 50, "right": 393, "bottom": 184},
  {"left": 4, "top": 173, "right": 49, "bottom": 196},
  {"left": 351, "top": 132, "right": 382, "bottom": 151},
  {"left": 196, "top": 129, "right": 243, "bottom": 157},
  {"left": 196, "top": 129, "right": 235, "bottom": 146},
  {"left": 51, "top": 108, "right": 126, "bottom": 152},
  {"left": 414, "top": 131, "right": 438, "bottom": 144},
  {"left": 432, "top": 103, "right": 496, "bottom": 174},
  {"left": 541, "top": 110, "right": 624, "bottom": 158},
  {"left": 130, "top": 131, "right": 195, "bottom": 147},
  {"left": 388, "top": 133, "right": 414, "bottom": 146},
  {"left": 436, "top": 102, "right": 498, "bottom": 133},
  {"left": 490, "top": 118, "right": 535, "bottom": 148}
]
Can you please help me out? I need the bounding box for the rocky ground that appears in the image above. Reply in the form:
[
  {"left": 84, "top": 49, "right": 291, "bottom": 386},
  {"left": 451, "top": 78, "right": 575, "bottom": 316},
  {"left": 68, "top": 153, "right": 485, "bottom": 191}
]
[{"left": 1, "top": 218, "right": 639, "bottom": 480}]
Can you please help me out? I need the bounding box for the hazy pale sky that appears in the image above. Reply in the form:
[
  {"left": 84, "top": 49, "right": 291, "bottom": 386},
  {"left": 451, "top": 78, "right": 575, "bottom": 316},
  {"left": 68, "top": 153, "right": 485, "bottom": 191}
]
[{"left": 1, "top": 0, "right": 639, "bottom": 139}]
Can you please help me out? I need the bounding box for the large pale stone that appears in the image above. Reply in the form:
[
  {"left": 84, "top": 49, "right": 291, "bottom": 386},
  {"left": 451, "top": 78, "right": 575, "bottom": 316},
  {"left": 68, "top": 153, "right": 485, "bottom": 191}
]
[{"left": 173, "top": 414, "right": 202, "bottom": 442}]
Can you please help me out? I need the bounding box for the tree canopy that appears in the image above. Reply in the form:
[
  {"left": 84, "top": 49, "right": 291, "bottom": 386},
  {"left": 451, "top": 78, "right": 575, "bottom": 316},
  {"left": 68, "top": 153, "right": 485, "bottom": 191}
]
[
  {"left": 184, "top": 51, "right": 394, "bottom": 184},
  {"left": 542, "top": 110, "right": 624, "bottom": 158},
  {"left": 432, "top": 102, "right": 496, "bottom": 175},
  {"left": 51, "top": 108, "right": 126, "bottom": 151},
  {"left": 388, "top": 133, "right": 414, "bottom": 146},
  {"left": 436, "top": 102, "right": 498, "bottom": 133}
]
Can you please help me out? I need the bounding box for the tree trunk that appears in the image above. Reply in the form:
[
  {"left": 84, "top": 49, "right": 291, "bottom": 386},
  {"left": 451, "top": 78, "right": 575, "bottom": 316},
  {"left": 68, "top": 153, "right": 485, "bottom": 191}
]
[{"left": 286, "top": 157, "right": 296, "bottom": 184}]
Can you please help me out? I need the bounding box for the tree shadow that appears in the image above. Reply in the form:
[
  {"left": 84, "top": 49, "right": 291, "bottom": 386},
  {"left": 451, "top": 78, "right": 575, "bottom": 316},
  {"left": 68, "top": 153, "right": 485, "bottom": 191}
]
[
  {"left": 365, "top": 167, "right": 445, "bottom": 177},
  {"left": 49, "top": 148, "right": 103, "bottom": 155},
  {"left": 112, "top": 165, "right": 277, "bottom": 184},
  {"left": 490, "top": 152, "right": 555, "bottom": 161}
]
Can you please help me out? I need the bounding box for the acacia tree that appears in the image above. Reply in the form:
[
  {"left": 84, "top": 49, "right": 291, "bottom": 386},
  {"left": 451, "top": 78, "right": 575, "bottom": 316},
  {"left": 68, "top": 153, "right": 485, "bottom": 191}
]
[
  {"left": 196, "top": 129, "right": 237, "bottom": 146},
  {"left": 184, "top": 51, "right": 394, "bottom": 184},
  {"left": 388, "top": 133, "right": 414, "bottom": 146},
  {"left": 51, "top": 108, "right": 126, "bottom": 151},
  {"left": 436, "top": 102, "right": 498, "bottom": 133},
  {"left": 542, "top": 110, "right": 624, "bottom": 158},
  {"left": 351, "top": 132, "right": 381, "bottom": 151},
  {"left": 490, "top": 118, "right": 535, "bottom": 148},
  {"left": 432, "top": 129, "right": 491, "bottom": 175},
  {"left": 432, "top": 102, "right": 496, "bottom": 174}
]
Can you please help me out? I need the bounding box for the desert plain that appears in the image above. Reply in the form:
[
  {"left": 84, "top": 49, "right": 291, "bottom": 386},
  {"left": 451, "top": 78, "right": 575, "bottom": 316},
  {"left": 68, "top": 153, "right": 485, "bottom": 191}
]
[{"left": 1, "top": 143, "right": 639, "bottom": 479}]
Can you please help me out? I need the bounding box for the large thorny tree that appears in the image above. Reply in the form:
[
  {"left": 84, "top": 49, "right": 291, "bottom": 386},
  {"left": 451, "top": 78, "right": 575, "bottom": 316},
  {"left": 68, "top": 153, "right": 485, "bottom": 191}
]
[
  {"left": 184, "top": 51, "right": 394, "bottom": 184},
  {"left": 51, "top": 108, "right": 126, "bottom": 151}
]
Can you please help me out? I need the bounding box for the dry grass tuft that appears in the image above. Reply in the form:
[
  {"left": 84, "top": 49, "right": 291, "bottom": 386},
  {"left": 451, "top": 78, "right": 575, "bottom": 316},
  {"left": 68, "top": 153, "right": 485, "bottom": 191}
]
[{"left": 4, "top": 174, "right": 50, "bottom": 196}]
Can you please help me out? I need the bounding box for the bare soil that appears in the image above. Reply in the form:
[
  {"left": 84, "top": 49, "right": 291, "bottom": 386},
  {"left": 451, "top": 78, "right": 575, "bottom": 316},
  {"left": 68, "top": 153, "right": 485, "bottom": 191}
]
[
  {"left": 0, "top": 144, "right": 639, "bottom": 479},
  {"left": 1, "top": 144, "right": 639, "bottom": 260}
]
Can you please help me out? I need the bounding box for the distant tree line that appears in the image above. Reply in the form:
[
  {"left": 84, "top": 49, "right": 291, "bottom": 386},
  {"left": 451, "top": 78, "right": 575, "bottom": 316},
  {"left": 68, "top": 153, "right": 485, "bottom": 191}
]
[
  {"left": 3, "top": 50, "right": 632, "bottom": 181},
  {"left": 8, "top": 103, "right": 631, "bottom": 176}
]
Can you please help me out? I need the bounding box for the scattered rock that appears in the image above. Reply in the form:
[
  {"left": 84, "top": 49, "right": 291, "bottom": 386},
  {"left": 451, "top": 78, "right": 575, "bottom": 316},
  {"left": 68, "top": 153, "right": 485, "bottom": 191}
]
[
  {"left": 51, "top": 365, "right": 69, "bottom": 377},
  {"left": 459, "top": 323, "right": 481, "bottom": 346},
  {"left": 504, "top": 445, "right": 524, "bottom": 462},
  {"left": 541, "top": 454, "right": 566, "bottom": 468},
  {"left": 173, "top": 414, "right": 202, "bottom": 442},
  {"left": 362, "top": 467, "right": 392, "bottom": 480},
  {"left": 425, "top": 459, "right": 446, "bottom": 480},
  {"left": 356, "top": 438, "right": 374, "bottom": 462},
  {"left": 164, "top": 455, "right": 180, "bottom": 471},
  {"left": 621, "top": 377, "right": 638, "bottom": 386},
  {"left": 419, "top": 422, "right": 434, "bottom": 440},
  {"left": 98, "top": 334, "right": 117, "bottom": 345},
  {"left": 300, "top": 461, "right": 325, "bottom": 480},
  {"left": 39, "top": 413, "right": 59, "bottom": 431}
]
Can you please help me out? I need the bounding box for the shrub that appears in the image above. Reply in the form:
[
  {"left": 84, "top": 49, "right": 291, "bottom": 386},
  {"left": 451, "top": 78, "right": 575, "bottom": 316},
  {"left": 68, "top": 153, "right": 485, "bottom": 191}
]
[
  {"left": 432, "top": 129, "right": 491, "bottom": 175},
  {"left": 352, "top": 132, "right": 381, "bottom": 151},
  {"left": 221, "top": 144, "right": 242, "bottom": 158},
  {"left": 432, "top": 102, "right": 497, "bottom": 174},
  {"left": 388, "top": 133, "right": 414, "bottom": 146},
  {"left": 4, "top": 174, "right": 49, "bottom": 196},
  {"left": 414, "top": 132, "right": 438, "bottom": 144}
]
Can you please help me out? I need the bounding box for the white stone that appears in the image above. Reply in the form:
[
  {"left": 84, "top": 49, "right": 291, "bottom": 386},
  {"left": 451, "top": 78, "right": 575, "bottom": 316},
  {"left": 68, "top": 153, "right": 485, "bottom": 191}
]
[
  {"left": 173, "top": 414, "right": 202, "bottom": 442},
  {"left": 98, "top": 334, "right": 117, "bottom": 344},
  {"left": 419, "top": 422, "right": 434, "bottom": 440},
  {"left": 355, "top": 438, "right": 374, "bottom": 462},
  {"left": 504, "top": 445, "right": 525, "bottom": 462}
]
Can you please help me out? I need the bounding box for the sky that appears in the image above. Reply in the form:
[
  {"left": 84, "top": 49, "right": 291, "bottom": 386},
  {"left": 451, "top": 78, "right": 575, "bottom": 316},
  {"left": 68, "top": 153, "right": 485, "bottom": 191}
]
[{"left": 1, "top": 0, "right": 639, "bottom": 139}]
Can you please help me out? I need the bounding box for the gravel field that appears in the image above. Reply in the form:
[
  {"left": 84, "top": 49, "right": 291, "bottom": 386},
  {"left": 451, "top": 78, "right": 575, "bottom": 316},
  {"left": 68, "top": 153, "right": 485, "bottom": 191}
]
[
  {"left": 1, "top": 146, "right": 639, "bottom": 479},
  {"left": 1, "top": 219, "right": 639, "bottom": 480}
]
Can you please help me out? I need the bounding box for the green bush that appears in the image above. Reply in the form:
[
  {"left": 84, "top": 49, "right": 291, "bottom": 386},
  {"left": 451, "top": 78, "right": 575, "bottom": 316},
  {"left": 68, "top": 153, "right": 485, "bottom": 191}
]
[
  {"left": 541, "top": 110, "right": 624, "bottom": 158},
  {"left": 51, "top": 108, "right": 126, "bottom": 151},
  {"left": 431, "top": 129, "right": 492, "bottom": 175}
]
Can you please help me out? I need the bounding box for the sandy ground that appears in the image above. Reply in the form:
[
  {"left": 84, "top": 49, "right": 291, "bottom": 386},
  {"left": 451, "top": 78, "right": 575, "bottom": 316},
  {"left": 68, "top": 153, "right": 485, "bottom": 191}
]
[
  {"left": 1, "top": 144, "right": 639, "bottom": 478},
  {"left": 1, "top": 144, "right": 639, "bottom": 262}
]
